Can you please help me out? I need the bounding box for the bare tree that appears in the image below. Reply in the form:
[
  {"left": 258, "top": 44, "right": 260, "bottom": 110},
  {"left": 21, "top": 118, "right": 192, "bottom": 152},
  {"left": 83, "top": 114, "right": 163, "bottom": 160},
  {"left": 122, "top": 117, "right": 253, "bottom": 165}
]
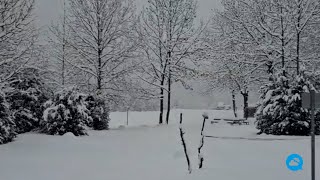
[
  {"left": 202, "top": 8, "right": 263, "bottom": 118},
  {"left": 47, "top": 0, "right": 75, "bottom": 89},
  {"left": 138, "top": 0, "right": 205, "bottom": 124},
  {"left": 202, "top": 0, "right": 320, "bottom": 118},
  {"left": 137, "top": 0, "right": 168, "bottom": 124},
  {"left": 162, "top": 0, "right": 205, "bottom": 124},
  {"left": 61, "top": 0, "right": 138, "bottom": 98},
  {"left": 290, "top": 0, "right": 320, "bottom": 74},
  {"left": 0, "top": 0, "right": 37, "bottom": 83}
]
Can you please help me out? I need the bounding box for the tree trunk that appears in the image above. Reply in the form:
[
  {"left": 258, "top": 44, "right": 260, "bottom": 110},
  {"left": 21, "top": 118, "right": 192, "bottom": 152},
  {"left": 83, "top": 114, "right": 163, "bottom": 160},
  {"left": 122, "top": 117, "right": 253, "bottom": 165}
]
[
  {"left": 62, "top": 44, "right": 65, "bottom": 86},
  {"left": 158, "top": 21, "right": 164, "bottom": 125},
  {"left": 296, "top": 31, "right": 300, "bottom": 75},
  {"left": 166, "top": 47, "right": 172, "bottom": 124},
  {"left": 159, "top": 75, "right": 164, "bottom": 124},
  {"left": 241, "top": 90, "right": 249, "bottom": 120},
  {"left": 96, "top": 5, "right": 103, "bottom": 93},
  {"left": 280, "top": 6, "right": 286, "bottom": 76},
  {"left": 166, "top": 1, "right": 173, "bottom": 125},
  {"left": 97, "top": 49, "right": 102, "bottom": 91},
  {"left": 166, "top": 68, "right": 171, "bottom": 124},
  {"left": 232, "top": 90, "right": 237, "bottom": 118},
  {"left": 61, "top": 0, "right": 66, "bottom": 86},
  {"left": 296, "top": 3, "right": 301, "bottom": 75}
]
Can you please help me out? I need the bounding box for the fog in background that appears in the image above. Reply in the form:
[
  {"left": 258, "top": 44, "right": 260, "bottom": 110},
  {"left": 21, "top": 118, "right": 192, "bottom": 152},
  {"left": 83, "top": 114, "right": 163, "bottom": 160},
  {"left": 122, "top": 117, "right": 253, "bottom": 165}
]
[
  {"left": 34, "top": 0, "right": 258, "bottom": 109},
  {"left": 35, "top": 0, "right": 221, "bottom": 27}
]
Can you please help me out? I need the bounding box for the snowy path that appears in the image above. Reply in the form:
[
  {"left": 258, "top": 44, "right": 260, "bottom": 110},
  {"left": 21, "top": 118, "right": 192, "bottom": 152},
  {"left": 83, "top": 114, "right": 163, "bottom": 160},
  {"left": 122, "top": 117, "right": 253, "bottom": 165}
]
[{"left": 0, "top": 109, "right": 319, "bottom": 180}]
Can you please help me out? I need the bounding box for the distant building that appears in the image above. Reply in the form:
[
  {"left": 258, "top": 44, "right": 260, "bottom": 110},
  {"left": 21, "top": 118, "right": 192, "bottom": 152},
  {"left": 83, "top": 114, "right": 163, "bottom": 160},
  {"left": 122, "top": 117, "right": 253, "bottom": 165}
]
[
  {"left": 224, "top": 105, "right": 231, "bottom": 110},
  {"left": 216, "top": 102, "right": 231, "bottom": 110}
]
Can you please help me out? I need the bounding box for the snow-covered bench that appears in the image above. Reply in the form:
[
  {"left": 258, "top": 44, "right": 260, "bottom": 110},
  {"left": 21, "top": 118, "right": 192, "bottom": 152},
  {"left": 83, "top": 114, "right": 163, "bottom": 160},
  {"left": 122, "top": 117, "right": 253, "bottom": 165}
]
[
  {"left": 211, "top": 118, "right": 249, "bottom": 125},
  {"left": 224, "top": 118, "right": 249, "bottom": 125},
  {"left": 210, "top": 118, "right": 221, "bottom": 124}
]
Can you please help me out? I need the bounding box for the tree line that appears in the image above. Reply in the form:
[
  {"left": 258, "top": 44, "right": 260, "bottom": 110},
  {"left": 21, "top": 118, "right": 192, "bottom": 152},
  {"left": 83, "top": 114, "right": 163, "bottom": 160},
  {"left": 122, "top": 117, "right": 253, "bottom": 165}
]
[
  {"left": 201, "top": 0, "right": 320, "bottom": 135},
  {"left": 0, "top": 0, "right": 206, "bottom": 144},
  {"left": 1, "top": 0, "right": 320, "bottom": 144}
]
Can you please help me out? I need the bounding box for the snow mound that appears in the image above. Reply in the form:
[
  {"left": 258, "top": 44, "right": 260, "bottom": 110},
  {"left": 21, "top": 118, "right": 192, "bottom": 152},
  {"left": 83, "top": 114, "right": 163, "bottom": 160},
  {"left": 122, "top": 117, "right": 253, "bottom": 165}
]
[{"left": 63, "top": 132, "right": 76, "bottom": 137}]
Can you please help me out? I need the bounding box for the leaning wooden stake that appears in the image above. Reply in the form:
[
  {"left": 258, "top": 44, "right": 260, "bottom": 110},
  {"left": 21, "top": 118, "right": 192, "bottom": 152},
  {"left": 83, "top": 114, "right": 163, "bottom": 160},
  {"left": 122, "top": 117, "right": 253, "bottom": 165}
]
[
  {"left": 198, "top": 113, "right": 208, "bottom": 169},
  {"left": 179, "top": 113, "right": 192, "bottom": 174}
]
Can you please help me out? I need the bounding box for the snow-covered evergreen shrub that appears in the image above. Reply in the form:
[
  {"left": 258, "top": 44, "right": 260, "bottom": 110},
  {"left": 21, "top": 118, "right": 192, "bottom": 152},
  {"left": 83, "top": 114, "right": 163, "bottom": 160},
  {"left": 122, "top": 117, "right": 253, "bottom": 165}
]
[
  {"left": 256, "top": 73, "right": 312, "bottom": 135},
  {"left": 85, "top": 95, "right": 110, "bottom": 130},
  {"left": 5, "top": 68, "right": 48, "bottom": 133},
  {"left": 41, "top": 87, "right": 91, "bottom": 136},
  {"left": 0, "top": 91, "right": 16, "bottom": 144}
]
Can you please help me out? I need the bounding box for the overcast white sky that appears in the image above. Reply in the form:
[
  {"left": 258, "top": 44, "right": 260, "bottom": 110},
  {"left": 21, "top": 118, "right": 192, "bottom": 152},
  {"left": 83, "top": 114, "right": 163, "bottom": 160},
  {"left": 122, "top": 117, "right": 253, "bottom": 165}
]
[
  {"left": 35, "top": 0, "right": 221, "bottom": 27},
  {"left": 33, "top": 0, "right": 255, "bottom": 109}
]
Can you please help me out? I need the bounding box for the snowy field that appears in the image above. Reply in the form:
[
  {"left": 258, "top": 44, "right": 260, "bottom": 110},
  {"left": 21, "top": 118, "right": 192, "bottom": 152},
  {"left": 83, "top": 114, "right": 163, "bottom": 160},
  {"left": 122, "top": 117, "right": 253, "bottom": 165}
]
[{"left": 0, "top": 109, "right": 319, "bottom": 180}]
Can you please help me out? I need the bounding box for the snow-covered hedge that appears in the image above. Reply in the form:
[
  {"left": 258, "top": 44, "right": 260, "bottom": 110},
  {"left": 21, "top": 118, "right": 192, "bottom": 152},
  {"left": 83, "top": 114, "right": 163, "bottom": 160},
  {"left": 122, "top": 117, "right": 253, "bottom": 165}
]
[
  {"left": 0, "top": 91, "right": 16, "bottom": 144},
  {"left": 256, "top": 73, "right": 319, "bottom": 136},
  {"left": 85, "top": 95, "right": 110, "bottom": 130},
  {"left": 5, "top": 68, "right": 48, "bottom": 133},
  {"left": 40, "top": 87, "right": 91, "bottom": 136}
]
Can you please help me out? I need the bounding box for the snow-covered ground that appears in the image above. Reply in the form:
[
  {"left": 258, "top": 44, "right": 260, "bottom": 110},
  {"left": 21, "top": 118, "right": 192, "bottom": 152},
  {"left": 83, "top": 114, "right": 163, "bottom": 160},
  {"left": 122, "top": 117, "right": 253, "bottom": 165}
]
[{"left": 0, "top": 109, "right": 319, "bottom": 180}]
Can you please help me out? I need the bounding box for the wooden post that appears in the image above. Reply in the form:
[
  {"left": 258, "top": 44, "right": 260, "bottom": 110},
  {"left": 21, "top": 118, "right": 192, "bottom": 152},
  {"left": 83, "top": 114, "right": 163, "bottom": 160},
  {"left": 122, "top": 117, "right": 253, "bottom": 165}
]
[
  {"left": 200, "top": 115, "right": 207, "bottom": 136},
  {"left": 126, "top": 109, "right": 129, "bottom": 126},
  {"left": 179, "top": 113, "right": 192, "bottom": 174},
  {"left": 198, "top": 114, "right": 208, "bottom": 169},
  {"left": 302, "top": 91, "right": 317, "bottom": 180},
  {"left": 310, "top": 90, "right": 315, "bottom": 180}
]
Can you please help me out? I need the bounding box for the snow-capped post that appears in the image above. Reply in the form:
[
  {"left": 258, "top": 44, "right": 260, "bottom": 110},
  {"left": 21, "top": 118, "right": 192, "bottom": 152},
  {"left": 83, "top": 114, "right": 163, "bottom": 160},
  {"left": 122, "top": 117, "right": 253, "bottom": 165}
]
[
  {"left": 179, "top": 113, "right": 192, "bottom": 174},
  {"left": 198, "top": 112, "right": 208, "bottom": 169},
  {"left": 125, "top": 96, "right": 138, "bottom": 126},
  {"left": 302, "top": 90, "right": 317, "bottom": 180},
  {"left": 201, "top": 113, "right": 209, "bottom": 134}
]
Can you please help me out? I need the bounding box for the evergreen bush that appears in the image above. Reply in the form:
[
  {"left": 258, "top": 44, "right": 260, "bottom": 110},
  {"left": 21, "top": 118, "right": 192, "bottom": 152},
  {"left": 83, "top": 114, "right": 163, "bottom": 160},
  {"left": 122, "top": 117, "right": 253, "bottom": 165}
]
[
  {"left": 0, "top": 91, "right": 16, "bottom": 144},
  {"left": 41, "top": 87, "right": 91, "bottom": 136},
  {"left": 256, "top": 72, "right": 314, "bottom": 135}
]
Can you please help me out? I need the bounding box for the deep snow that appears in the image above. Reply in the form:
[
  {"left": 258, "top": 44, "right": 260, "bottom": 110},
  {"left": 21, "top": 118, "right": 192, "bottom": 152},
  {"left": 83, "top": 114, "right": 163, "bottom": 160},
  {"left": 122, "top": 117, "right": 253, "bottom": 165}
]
[{"left": 0, "top": 109, "right": 319, "bottom": 180}]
